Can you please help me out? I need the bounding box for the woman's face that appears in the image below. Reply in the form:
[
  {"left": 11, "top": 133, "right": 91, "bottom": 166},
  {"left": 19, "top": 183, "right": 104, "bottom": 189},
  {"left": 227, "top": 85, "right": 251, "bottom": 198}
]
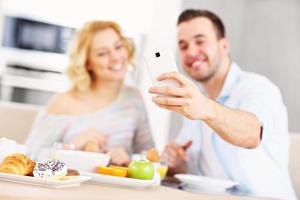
[{"left": 87, "top": 28, "right": 129, "bottom": 82}]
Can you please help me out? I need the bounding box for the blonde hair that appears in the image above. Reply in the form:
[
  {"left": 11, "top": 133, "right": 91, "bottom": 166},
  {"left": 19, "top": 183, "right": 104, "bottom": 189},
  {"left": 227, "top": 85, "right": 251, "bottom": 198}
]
[{"left": 66, "top": 21, "right": 135, "bottom": 92}]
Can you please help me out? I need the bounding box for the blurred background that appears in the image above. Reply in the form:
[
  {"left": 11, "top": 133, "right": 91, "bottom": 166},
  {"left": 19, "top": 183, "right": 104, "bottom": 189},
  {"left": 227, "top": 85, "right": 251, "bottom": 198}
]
[{"left": 0, "top": 0, "right": 299, "bottom": 150}]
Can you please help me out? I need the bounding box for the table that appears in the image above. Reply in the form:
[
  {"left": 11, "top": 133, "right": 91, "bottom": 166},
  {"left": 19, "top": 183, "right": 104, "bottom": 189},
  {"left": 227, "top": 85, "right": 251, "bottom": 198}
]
[{"left": 0, "top": 181, "right": 277, "bottom": 200}]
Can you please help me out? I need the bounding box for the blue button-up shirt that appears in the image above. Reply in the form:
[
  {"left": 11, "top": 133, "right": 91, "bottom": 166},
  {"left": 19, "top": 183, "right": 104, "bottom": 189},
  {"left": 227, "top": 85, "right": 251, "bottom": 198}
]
[{"left": 177, "top": 62, "right": 296, "bottom": 200}]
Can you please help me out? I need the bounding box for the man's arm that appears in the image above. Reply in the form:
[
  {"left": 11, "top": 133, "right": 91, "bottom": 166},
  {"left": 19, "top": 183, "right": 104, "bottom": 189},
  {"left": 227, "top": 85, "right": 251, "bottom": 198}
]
[
  {"left": 204, "top": 99, "right": 261, "bottom": 148},
  {"left": 149, "top": 72, "right": 261, "bottom": 149}
]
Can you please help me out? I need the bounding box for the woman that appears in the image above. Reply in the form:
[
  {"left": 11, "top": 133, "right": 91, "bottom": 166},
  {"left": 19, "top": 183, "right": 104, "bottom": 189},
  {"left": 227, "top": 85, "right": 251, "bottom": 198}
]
[{"left": 25, "top": 20, "right": 154, "bottom": 166}]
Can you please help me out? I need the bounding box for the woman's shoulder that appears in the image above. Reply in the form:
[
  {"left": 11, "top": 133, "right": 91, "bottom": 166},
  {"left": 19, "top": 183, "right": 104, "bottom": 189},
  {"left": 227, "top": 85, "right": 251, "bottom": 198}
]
[{"left": 45, "top": 90, "right": 76, "bottom": 115}]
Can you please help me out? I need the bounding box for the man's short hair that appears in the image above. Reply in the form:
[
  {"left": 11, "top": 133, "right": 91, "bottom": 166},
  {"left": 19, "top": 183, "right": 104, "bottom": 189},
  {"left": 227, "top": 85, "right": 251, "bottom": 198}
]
[{"left": 178, "top": 9, "right": 225, "bottom": 39}]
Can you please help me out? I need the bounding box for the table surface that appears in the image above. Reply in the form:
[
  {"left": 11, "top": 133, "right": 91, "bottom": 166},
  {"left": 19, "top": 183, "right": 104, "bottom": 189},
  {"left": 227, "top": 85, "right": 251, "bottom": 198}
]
[{"left": 0, "top": 180, "right": 277, "bottom": 200}]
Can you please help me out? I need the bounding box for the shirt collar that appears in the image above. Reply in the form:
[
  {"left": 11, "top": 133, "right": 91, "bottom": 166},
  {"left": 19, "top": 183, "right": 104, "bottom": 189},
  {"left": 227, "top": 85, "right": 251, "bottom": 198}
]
[{"left": 217, "top": 62, "right": 241, "bottom": 101}]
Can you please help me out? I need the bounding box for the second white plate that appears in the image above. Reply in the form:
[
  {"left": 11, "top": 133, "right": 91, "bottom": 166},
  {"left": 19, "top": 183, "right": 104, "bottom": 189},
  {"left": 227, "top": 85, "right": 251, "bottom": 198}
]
[{"left": 175, "top": 174, "right": 238, "bottom": 192}]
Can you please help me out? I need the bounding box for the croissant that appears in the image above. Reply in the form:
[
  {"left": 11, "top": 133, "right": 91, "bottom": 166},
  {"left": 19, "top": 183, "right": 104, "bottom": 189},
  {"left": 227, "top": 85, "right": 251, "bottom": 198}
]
[
  {"left": 0, "top": 153, "right": 36, "bottom": 175},
  {"left": 84, "top": 140, "right": 100, "bottom": 152}
]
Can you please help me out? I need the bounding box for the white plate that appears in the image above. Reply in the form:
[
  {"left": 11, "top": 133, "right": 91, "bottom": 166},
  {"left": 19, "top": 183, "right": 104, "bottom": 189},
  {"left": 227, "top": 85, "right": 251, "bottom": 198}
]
[
  {"left": 82, "top": 172, "right": 160, "bottom": 189},
  {"left": 175, "top": 174, "right": 238, "bottom": 192},
  {"left": 0, "top": 172, "right": 91, "bottom": 188}
]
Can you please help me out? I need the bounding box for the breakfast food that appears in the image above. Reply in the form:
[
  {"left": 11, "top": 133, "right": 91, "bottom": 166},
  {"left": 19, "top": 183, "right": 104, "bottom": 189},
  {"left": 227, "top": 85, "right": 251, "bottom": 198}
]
[
  {"left": 67, "top": 168, "right": 80, "bottom": 176},
  {"left": 0, "top": 153, "right": 81, "bottom": 182},
  {"left": 128, "top": 160, "right": 154, "bottom": 180},
  {"left": 0, "top": 153, "right": 36, "bottom": 175},
  {"left": 96, "top": 166, "right": 128, "bottom": 177},
  {"left": 84, "top": 141, "right": 100, "bottom": 152},
  {"left": 33, "top": 160, "right": 67, "bottom": 179},
  {"left": 146, "top": 148, "right": 160, "bottom": 162}
]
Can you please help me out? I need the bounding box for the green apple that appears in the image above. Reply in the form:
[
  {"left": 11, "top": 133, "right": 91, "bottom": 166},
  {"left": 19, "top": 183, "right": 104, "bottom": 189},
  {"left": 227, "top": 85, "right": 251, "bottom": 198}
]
[{"left": 128, "top": 160, "right": 154, "bottom": 180}]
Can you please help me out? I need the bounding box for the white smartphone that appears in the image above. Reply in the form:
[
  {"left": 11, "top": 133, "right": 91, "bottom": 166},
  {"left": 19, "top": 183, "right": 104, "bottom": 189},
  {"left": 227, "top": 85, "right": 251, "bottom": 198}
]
[{"left": 144, "top": 47, "right": 180, "bottom": 87}]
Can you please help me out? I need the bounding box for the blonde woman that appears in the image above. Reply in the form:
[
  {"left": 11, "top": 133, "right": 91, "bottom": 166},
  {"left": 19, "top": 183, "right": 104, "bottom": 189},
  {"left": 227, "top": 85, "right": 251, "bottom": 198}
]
[{"left": 26, "top": 21, "right": 154, "bottom": 166}]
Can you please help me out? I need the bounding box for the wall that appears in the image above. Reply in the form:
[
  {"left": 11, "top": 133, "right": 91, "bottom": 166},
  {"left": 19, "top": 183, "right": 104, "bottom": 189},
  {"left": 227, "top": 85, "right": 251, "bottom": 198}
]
[
  {"left": 170, "top": 0, "right": 300, "bottom": 139},
  {"left": 238, "top": 0, "right": 300, "bottom": 132}
]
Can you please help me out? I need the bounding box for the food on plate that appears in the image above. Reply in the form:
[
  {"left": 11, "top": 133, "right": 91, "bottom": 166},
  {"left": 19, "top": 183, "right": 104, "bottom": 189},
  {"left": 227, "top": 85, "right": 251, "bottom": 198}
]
[
  {"left": 128, "top": 160, "right": 154, "bottom": 180},
  {"left": 0, "top": 153, "right": 81, "bottom": 181},
  {"left": 96, "top": 166, "right": 128, "bottom": 177},
  {"left": 109, "top": 165, "right": 128, "bottom": 171},
  {"left": 146, "top": 148, "right": 160, "bottom": 162},
  {"left": 0, "top": 153, "right": 36, "bottom": 175},
  {"left": 33, "top": 160, "right": 67, "bottom": 179},
  {"left": 67, "top": 168, "right": 80, "bottom": 176},
  {"left": 84, "top": 141, "right": 100, "bottom": 152}
]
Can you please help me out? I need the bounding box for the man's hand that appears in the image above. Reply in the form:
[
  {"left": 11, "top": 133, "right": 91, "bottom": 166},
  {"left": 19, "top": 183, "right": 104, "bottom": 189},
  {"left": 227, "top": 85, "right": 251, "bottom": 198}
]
[
  {"left": 68, "top": 128, "right": 107, "bottom": 152},
  {"left": 162, "top": 140, "right": 192, "bottom": 174},
  {"left": 150, "top": 72, "right": 261, "bottom": 149},
  {"left": 107, "top": 147, "right": 130, "bottom": 167},
  {"left": 149, "top": 72, "right": 214, "bottom": 121}
]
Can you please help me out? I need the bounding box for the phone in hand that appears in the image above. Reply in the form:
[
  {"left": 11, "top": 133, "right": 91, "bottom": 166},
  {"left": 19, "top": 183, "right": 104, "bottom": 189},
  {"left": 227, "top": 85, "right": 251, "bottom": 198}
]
[{"left": 144, "top": 47, "right": 180, "bottom": 88}]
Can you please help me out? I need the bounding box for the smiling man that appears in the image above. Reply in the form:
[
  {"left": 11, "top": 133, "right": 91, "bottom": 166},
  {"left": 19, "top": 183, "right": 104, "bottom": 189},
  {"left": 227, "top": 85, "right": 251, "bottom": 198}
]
[{"left": 149, "top": 9, "right": 296, "bottom": 199}]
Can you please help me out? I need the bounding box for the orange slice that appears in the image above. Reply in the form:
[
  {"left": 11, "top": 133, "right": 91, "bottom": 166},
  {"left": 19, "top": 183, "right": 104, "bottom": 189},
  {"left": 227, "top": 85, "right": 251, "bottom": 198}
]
[
  {"left": 96, "top": 166, "right": 128, "bottom": 177},
  {"left": 109, "top": 165, "right": 128, "bottom": 171}
]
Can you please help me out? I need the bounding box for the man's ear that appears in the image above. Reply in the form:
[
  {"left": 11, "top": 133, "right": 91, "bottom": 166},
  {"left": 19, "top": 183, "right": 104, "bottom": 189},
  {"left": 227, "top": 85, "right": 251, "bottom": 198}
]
[{"left": 220, "top": 38, "right": 230, "bottom": 55}]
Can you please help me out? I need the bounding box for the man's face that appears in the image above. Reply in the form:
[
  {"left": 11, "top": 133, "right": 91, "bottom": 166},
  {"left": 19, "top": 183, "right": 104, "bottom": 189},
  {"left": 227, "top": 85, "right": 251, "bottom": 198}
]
[{"left": 177, "top": 17, "right": 228, "bottom": 82}]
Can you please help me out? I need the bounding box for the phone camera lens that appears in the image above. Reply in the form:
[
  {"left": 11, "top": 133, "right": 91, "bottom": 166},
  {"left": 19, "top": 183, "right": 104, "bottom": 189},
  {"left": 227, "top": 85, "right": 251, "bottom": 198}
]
[{"left": 155, "top": 52, "right": 160, "bottom": 57}]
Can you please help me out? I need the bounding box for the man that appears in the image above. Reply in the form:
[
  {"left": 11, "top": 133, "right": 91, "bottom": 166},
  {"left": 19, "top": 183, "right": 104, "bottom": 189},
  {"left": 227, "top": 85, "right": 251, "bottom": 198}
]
[{"left": 149, "top": 9, "right": 296, "bottom": 200}]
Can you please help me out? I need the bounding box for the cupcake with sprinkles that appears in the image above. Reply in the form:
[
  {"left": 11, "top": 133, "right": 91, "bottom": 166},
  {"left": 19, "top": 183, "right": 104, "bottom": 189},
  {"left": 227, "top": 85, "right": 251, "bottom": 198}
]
[{"left": 33, "top": 160, "right": 67, "bottom": 179}]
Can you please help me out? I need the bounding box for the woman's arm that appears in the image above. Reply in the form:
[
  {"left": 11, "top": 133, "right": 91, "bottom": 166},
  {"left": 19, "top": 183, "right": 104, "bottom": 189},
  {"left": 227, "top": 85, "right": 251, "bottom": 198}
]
[
  {"left": 25, "top": 110, "right": 71, "bottom": 160},
  {"left": 25, "top": 93, "right": 71, "bottom": 160}
]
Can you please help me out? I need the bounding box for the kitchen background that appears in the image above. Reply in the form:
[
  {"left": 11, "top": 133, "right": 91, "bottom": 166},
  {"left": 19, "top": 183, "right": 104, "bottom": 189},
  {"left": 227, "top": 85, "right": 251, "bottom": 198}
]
[{"left": 0, "top": 0, "right": 299, "bottom": 150}]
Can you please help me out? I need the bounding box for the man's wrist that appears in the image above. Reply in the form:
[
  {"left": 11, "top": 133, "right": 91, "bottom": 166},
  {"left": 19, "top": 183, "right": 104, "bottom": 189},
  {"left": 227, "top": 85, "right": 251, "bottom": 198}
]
[{"left": 202, "top": 98, "right": 217, "bottom": 122}]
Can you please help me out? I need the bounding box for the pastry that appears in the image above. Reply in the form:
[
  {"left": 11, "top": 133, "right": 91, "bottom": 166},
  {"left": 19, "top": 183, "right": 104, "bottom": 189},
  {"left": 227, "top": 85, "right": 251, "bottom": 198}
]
[
  {"left": 67, "top": 168, "right": 80, "bottom": 176},
  {"left": 146, "top": 148, "right": 160, "bottom": 162},
  {"left": 84, "top": 141, "right": 100, "bottom": 152},
  {"left": 33, "top": 160, "right": 67, "bottom": 179},
  {"left": 0, "top": 153, "right": 36, "bottom": 175}
]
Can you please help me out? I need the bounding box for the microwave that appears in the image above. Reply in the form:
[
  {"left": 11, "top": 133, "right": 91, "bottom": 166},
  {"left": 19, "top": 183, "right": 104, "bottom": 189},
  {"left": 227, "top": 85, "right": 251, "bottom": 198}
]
[{"left": 2, "top": 16, "right": 75, "bottom": 54}]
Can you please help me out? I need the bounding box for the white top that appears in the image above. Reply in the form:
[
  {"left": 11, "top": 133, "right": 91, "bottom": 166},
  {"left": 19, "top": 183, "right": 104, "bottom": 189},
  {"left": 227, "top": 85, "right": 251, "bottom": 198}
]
[
  {"left": 25, "top": 86, "right": 154, "bottom": 160},
  {"left": 177, "top": 63, "right": 296, "bottom": 200}
]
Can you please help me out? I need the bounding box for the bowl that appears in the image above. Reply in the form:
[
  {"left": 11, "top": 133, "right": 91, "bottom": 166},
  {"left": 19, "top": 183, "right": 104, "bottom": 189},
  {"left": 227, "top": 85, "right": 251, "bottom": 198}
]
[{"left": 55, "top": 150, "right": 110, "bottom": 172}]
